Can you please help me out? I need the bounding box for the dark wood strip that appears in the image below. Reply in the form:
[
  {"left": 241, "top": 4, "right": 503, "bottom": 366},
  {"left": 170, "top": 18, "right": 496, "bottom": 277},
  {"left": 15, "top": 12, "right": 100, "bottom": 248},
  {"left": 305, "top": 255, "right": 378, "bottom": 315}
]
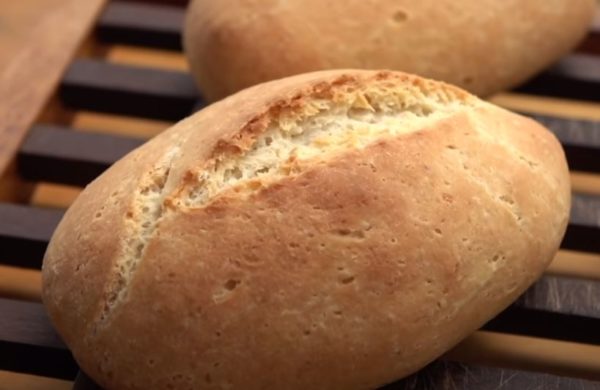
[
  {"left": 484, "top": 275, "right": 600, "bottom": 345},
  {"left": 60, "top": 59, "right": 200, "bottom": 121},
  {"left": 0, "top": 204, "right": 64, "bottom": 269},
  {"left": 97, "top": 1, "right": 184, "bottom": 51},
  {"left": 525, "top": 113, "right": 600, "bottom": 173},
  {"left": 579, "top": 29, "right": 600, "bottom": 55},
  {"left": 0, "top": 298, "right": 76, "bottom": 380},
  {"left": 0, "top": 298, "right": 64, "bottom": 349},
  {"left": 516, "top": 54, "right": 600, "bottom": 102},
  {"left": 578, "top": 10, "right": 600, "bottom": 54},
  {"left": 73, "top": 372, "right": 102, "bottom": 390},
  {"left": 564, "top": 194, "right": 600, "bottom": 254},
  {"left": 18, "top": 125, "right": 144, "bottom": 186}
]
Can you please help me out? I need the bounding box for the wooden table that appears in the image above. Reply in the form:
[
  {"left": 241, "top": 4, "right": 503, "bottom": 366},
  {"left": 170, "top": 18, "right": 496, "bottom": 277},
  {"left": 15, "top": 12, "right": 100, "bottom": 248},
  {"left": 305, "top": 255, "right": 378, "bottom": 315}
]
[{"left": 1, "top": 1, "right": 600, "bottom": 389}]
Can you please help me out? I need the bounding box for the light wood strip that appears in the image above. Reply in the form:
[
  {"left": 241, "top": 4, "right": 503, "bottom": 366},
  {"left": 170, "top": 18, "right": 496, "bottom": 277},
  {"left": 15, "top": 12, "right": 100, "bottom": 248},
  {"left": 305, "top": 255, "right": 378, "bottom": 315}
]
[
  {"left": 71, "top": 110, "right": 171, "bottom": 139},
  {"left": 547, "top": 250, "right": 600, "bottom": 281},
  {"left": 0, "top": 370, "right": 70, "bottom": 390},
  {"left": 0, "top": 265, "right": 41, "bottom": 302},
  {"left": 106, "top": 44, "right": 188, "bottom": 71},
  {"left": 0, "top": 0, "right": 108, "bottom": 177},
  {"left": 447, "top": 331, "right": 600, "bottom": 381},
  {"left": 572, "top": 171, "right": 600, "bottom": 196},
  {"left": 30, "top": 183, "right": 82, "bottom": 209},
  {"left": 490, "top": 92, "right": 600, "bottom": 121}
]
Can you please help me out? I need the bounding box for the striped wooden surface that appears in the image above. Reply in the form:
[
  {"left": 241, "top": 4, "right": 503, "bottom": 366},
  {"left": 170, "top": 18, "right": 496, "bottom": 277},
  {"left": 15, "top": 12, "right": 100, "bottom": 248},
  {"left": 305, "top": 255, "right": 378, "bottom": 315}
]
[{"left": 1, "top": 1, "right": 600, "bottom": 389}]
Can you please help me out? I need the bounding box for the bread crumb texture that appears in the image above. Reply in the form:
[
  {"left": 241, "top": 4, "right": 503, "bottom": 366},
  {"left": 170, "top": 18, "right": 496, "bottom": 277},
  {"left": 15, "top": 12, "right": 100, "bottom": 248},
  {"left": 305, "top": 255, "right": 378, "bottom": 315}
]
[{"left": 42, "top": 70, "right": 570, "bottom": 390}]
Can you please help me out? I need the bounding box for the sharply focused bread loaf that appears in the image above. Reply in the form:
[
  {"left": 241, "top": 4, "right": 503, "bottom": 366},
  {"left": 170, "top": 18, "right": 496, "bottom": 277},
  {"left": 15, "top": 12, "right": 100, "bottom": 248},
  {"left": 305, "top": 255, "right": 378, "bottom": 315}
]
[
  {"left": 183, "top": 0, "right": 595, "bottom": 101},
  {"left": 42, "top": 70, "right": 570, "bottom": 390}
]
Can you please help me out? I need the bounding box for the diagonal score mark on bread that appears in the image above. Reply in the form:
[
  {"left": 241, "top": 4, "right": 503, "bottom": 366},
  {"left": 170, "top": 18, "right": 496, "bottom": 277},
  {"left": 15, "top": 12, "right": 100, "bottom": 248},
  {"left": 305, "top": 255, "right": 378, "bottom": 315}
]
[
  {"left": 98, "top": 147, "right": 180, "bottom": 328},
  {"left": 181, "top": 79, "right": 478, "bottom": 208}
]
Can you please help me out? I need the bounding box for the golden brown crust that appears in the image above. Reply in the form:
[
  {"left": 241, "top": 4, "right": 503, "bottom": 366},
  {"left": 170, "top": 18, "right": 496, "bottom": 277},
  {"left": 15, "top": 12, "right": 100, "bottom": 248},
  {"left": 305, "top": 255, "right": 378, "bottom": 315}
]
[
  {"left": 42, "top": 70, "right": 570, "bottom": 389},
  {"left": 183, "top": 0, "right": 595, "bottom": 101}
]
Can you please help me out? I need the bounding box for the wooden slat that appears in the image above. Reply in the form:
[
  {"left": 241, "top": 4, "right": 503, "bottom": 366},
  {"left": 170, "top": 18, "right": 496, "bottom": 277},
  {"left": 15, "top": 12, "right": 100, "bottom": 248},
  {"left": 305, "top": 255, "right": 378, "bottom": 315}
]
[
  {"left": 106, "top": 45, "right": 188, "bottom": 71},
  {"left": 577, "top": 9, "right": 600, "bottom": 54},
  {"left": 18, "top": 125, "right": 144, "bottom": 186},
  {"left": 524, "top": 113, "right": 600, "bottom": 173},
  {"left": 447, "top": 331, "right": 600, "bottom": 381},
  {"left": 548, "top": 250, "right": 600, "bottom": 281},
  {"left": 571, "top": 171, "right": 600, "bottom": 197},
  {"left": 30, "top": 183, "right": 82, "bottom": 210},
  {"left": 0, "top": 162, "right": 35, "bottom": 203},
  {"left": 484, "top": 275, "right": 600, "bottom": 345},
  {"left": 72, "top": 372, "right": 100, "bottom": 390},
  {"left": 564, "top": 194, "right": 600, "bottom": 254},
  {"left": 383, "top": 360, "right": 600, "bottom": 389},
  {"left": 516, "top": 54, "right": 600, "bottom": 102},
  {"left": 0, "top": 370, "right": 70, "bottom": 390},
  {"left": 60, "top": 60, "right": 200, "bottom": 120},
  {"left": 0, "top": 204, "right": 64, "bottom": 269},
  {"left": 2, "top": 300, "right": 599, "bottom": 389},
  {"left": 96, "top": 1, "right": 184, "bottom": 51},
  {"left": 490, "top": 93, "right": 600, "bottom": 122},
  {"left": 0, "top": 265, "right": 41, "bottom": 302},
  {"left": 0, "top": 0, "right": 107, "bottom": 177},
  {"left": 0, "top": 299, "right": 76, "bottom": 380}
]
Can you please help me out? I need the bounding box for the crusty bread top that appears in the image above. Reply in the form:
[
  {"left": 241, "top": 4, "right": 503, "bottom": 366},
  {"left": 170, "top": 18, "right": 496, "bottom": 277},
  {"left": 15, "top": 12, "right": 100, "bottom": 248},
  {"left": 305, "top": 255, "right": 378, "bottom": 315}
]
[
  {"left": 42, "top": 70, "right": 570, "bottom": 389},
  {"left": 184, "top": 0, "right": 595, "bottom": 101},
  {"left": 46, "top": 70, "right": 479, "bottom": 325}
]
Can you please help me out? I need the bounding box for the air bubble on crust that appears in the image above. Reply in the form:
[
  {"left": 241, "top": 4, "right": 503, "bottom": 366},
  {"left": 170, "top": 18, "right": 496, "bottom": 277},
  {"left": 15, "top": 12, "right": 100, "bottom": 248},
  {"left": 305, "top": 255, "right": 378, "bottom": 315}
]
[
  {"left": 392, "top": 10, "right": 409, "bottom": 23},
  {"left": 212, "top": 279, "right": 242, "bottom": 304},
  {"left": 339, "top": 275, "right": 356, "bottom": 284}
]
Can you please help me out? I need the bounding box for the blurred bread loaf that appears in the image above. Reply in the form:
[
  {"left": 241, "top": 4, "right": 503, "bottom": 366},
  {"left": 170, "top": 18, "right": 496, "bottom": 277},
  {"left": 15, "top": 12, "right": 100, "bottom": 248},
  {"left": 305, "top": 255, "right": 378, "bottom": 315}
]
[
  {"left": 42, "top": 70, "right": 570, "bottom": 389},
  {"left": 184, "top": 0, "right": 595, "bottom": 101}
]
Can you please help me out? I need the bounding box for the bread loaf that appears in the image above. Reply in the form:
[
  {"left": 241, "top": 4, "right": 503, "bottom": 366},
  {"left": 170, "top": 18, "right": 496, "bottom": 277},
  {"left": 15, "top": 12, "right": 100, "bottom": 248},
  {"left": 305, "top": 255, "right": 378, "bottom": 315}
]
[
  {"left": 42, "top": 70, "right": 570, "bottom": 390},
  {"left": 183, "top": 0, "right": 595, "bottom": 101}
]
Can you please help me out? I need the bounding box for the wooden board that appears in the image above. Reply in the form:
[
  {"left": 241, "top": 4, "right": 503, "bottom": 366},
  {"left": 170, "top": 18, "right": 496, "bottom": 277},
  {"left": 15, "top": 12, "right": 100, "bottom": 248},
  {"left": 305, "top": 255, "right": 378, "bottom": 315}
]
[{"left": 0, "top": 0, "right": 107, "bottom": 178}]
